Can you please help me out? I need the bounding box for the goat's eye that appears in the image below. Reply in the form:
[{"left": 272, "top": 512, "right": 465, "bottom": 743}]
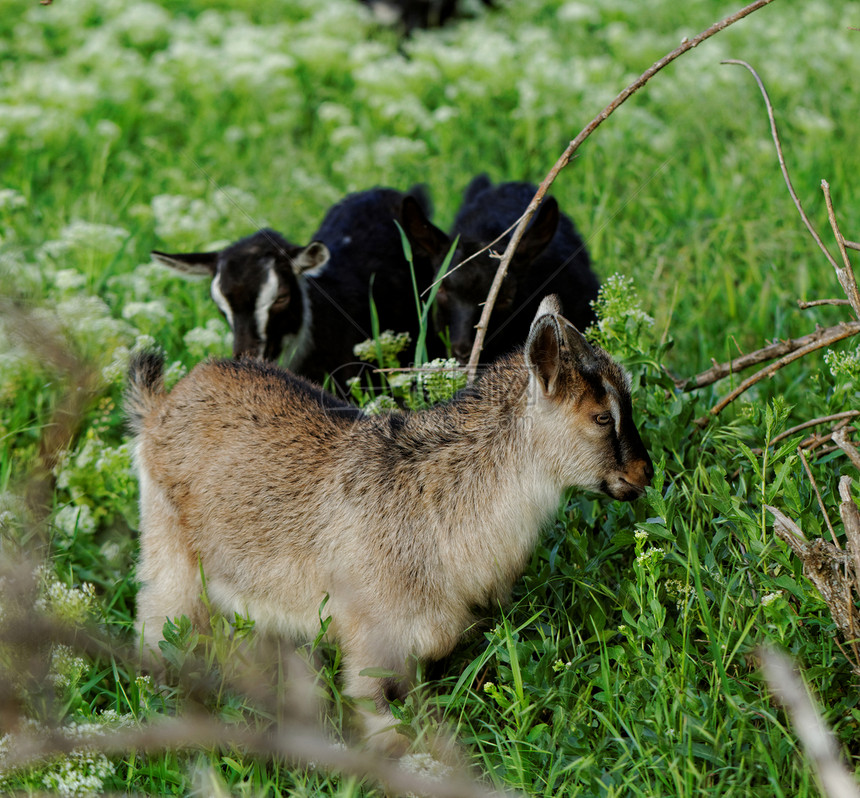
[
  {"left": 594, "top": 412, "right": 613, "bottom": 426},
  {"left": 270, "top": 293, "right": 291, "bottom": 311}
]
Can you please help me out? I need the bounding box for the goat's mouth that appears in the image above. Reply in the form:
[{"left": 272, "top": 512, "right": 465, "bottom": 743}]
[{"left": 603, "top": 477, "right": 648, "bottom": 502}]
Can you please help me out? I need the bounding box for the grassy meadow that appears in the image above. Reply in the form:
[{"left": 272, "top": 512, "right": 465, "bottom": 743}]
[{"left": 1, "top": 0, "right": 860, "bottom": 794}]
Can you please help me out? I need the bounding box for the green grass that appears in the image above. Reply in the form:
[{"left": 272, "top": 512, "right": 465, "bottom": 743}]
[{"left": 1, "top": 0, "right": 859, "bottom": 794}]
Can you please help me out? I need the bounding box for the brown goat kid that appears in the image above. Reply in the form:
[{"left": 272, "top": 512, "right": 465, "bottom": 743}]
[{"left": 126, "top": 295, "right": 652, "bottom": 753}]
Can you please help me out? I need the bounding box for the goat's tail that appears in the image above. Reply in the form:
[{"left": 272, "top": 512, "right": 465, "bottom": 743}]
[{"left": 125, "top": 350, "right": 166, "bottom": 435}]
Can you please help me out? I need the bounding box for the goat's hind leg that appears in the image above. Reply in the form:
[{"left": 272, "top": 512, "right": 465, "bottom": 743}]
[{"left": 135, "top": 472, "right": 209, "bottom": 662}]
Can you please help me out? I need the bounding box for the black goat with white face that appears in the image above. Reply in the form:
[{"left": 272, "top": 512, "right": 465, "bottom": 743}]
[
  {"left": 153, "top": 231, "right": 328, "bottom": 362},
  {"left": 153, "top": 186, "right": 449, "bottom": 392},
  {"left": 435, "top": 174, "right": 601, "bottom": 365}
]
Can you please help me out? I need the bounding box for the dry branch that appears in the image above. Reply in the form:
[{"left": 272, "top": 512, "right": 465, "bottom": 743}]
[
  {"left": 767, "top": 506, "right": 860, "bottom": 648},
  {"left": 798, "top": 299, "right": 852, "bottom": 309},
  {"left": 693, "top": 321, "right": 860, "bottom": 425},
  {"left": 799, "top": 447, "right": 838, "bottom": 546},
  {"left": 464, "top": 0, "right": 778, "bottom": 381},
  {"left": 823, "top": 180, "right": 860, "bottom": 318},
  {"left": 682, "top": 61, "right": 860, "bottom": 419},
  {"left": 681, "top": 323, "right": 860, "bottom": 391},
  {"left": 841, "top": 478, "right": 860, "bottom": 590},
  {"left": 834, "top": 429, "right": 860, "bottom": 470},
  {"left": 760, "top": 647, "right": 860, "bottom": 798},
  {"left": 722, "top": 61, "right": 844, "bottom": 277},
  {"left": 769, "top": 411, "right": 860, "bottom": 449},
  {"left": 0, "top": 710, "right": 512, "bottom": 798}
]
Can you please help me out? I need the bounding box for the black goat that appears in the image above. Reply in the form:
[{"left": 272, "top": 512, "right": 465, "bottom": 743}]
[
  {"left": 153, "top": 186, "right": 449, "bottom": 392},
  {"left": 361, "top": 0, "right": 495, "bottom": 34},
  {"left": 435, "top": 174, "right": 600, "bottom": 364}
]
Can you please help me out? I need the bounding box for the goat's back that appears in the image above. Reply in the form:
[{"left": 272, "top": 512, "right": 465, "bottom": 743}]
[{"left": 298, "top": 186, "right": 437, "bottom": 385}]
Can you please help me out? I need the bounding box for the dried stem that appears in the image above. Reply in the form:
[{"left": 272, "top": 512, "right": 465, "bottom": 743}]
[
  {"left": 799, "top": 447, "right": 838, "bottom": 547},
  {"left": 722, "top": 60, "right": 842, "bottom": 274},
  {"left": 822, "top": 180, "right": 860, "bottom": 318},
  {"left": 681, "top": 322, "right": 860, "bottom": 390},
  {"left": 760, "top": 647, "right": 860, "bottom": 798},
  {"left": 834, "top": 429, "right": 860, "bottom": 471},
  {"left": 464, "top": 0, "right": 778, "bottom": 381},
  {"left": 693, "top": 321, "right": 860, "bottom": 424},
  {"left": 0, "top": 712, "right": 513, "bottom": 798},
  {"left": 798, "top": 299, "right": 852, "bottom": 309},
  {"left": 769, "top": 411, "right": 860, "bottom": 448}
]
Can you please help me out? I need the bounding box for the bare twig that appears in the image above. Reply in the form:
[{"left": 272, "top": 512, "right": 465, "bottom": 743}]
[
  {"left": 422, "top": 220, "right": 518, "bottom": 297},
  {"left": 0, "top": 712, "right": 515, "bottom": 798},
  {"left": 798, "top": 299, "right": 852, "bottom": 309},
  {"left": 844, "top": 241, "right": 860, "bottom": 252},
  {"left": 769, "top": 411, "right": 860, "bottom": 449},
  {"left": 464, "top": 0, "right": 778, "bottom": 381},
  {"left": 693, "top": 321, "right": 860, "bottom": 424},
  {"left": 822, "top": 180, "right": 860, "bottom": 318},
  {"left": 799, "top": 447, "right": 838, "bottom": 547},
  {"left": 681, "top": 322, "right": 860, "bottom": 390},
  {"left": 760, "top": 647, "right": 860, "bottom": 798},
  {"left": 834, "top": 429, "right": 860, "bottom": 471},
  {"left": 722, "top": 60, "right": 842, "bottom": 274},
  {"left": 766, "top": 507, "right": 860, "bottom": 646}
]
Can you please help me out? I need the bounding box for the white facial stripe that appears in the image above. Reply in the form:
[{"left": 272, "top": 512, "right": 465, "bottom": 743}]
[
  {"left": 210, "top": 273, "right": 234, "bottom": 331},
  {"left": 254, "top": 264, "right": 280, "bottom": 353},
  {"left": 602, "top": 377, "right": 623, "bottom": 435}
]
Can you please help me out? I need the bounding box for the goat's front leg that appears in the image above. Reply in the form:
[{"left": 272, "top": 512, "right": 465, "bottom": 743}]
[{"left": 340, "top": 637, "right": 416, "bottom": 756}]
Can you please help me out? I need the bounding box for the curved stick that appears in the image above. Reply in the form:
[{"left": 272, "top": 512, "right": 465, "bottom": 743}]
[{"left": 465, "top": 0, "right": 778, "bottom": 381}]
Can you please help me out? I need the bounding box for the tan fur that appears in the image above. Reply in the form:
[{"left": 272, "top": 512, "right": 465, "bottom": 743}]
[{"left": 126, "top": 296, "right": 652, "bottom": 752}]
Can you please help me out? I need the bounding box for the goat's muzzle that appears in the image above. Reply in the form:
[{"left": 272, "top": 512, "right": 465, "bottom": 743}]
[{"left": 605, "top": 458, "right": 653, "bottom": 502}]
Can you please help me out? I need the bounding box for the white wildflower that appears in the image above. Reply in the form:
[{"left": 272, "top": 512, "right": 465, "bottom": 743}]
[
  {"left": 151, "top": 193, "right": 219, "bottom": 241},
  {"left": 61, "top": 220, "right": 130, "bottom": 253},
  {"left": 53, "top": 504, "right": 97, "bottom": 539},
  {"left": 400, "top": 752, "right": 453, "bottom": 789},
  {"left": 49, "top": 645, "right": 87, "bottom": 690},
  {"left": 0, "top": 188, "right": 27, "bottom": 210},
  {"left": 184, "top": 318, "right": 230, "bottom": 359},
  {"left": 36, "top": 571, "right": 97, "bottom": 624},
  {"left": 121, "top": 299, "right": 172, "bottom": 326},
  {"left": 557, "top": 2, "right": 601, "bottom": 23},
  {"left": 53, "top": 269, "right": 88, "bottom": 293},
  {"left": 635, "top": 547, "right": 664, "bottom": 567},
  {"left": 364, "top": 395, "right": 399, "bottom": 415},
  {"left": 94, "top": 119, "right": 121, "bottom": 141}
]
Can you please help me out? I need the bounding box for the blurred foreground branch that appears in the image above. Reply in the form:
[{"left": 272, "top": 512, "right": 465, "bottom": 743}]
[{"left": 760, "top": 647, "right": 860, "bottom": 798}]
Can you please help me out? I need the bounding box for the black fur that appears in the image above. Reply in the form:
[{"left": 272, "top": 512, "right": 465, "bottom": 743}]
[
  {"left": 361, "top": 0, "right": 495, "bottom": 34},
  {"left": 298, "top": 185, "right": 448, "bottom": 390},
  {"left": 435, "top": 175, "right": 600, "bottom": 364}
]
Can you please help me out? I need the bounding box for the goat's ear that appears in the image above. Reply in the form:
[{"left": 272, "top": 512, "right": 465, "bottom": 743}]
[
  {"left": 401, "top": 196, "right": 450, "bottom": 258},
  {"left": 563, "top": 321, "right": 599, "bottom": 372},
  {"left": 462, "top": 173, "right": 492, "bottom": 204},
  {"left": 526, "top": 311, "right": 563, "bottom": 397},
  {"left": 151, "top": 250, "right": 219, "bottom": 277},
  {"left": 405, "top": 183, "right": 433, "bottom": 218},
  {"left": 536, "top": 294, "right": 562, "bottom": 316},
  {"left": 512, "top": 197, "right": 558, "bottom": 269},
  {"left": 292, "top": 241, "right": 330, "bottom": 275}
]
